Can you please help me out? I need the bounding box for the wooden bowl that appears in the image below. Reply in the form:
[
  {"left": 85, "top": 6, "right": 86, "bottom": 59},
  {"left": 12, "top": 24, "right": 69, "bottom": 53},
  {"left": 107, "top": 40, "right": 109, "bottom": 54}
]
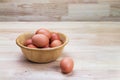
[{"left": 16, "top": 32, "right": 69, "bottom": 63}]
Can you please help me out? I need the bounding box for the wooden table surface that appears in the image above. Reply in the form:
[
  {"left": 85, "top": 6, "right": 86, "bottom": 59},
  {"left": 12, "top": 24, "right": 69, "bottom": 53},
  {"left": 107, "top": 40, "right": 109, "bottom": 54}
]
[{"left": 0, "top": 22, "right": 120, "bottom": 80}]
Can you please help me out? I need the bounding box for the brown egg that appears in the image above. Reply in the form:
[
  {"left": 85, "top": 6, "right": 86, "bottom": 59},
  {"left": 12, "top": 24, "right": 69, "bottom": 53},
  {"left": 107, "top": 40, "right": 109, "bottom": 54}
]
[
  {"left": 44, "top": 44, "right": 49, "bottom": 48},
  {"left": 60, "top": 57, "right": 74, "bottom": 74},
  {"left": 50, "top": 33, "right": 60, "bottom": 42},
  {"left": 50, "top": 40, "right": 62, "bottom": 47},
  {"left": 24, "top": 39, "right": 32, "bottom": 46},
  {"left": 32, "top": 34, "right": 49, "bottom": 47},
  {"left": 35, "top": 28, "right": 51, "bottom": 39},
  {"left": 27, "top": 44, "right": 37, "bottom": 48}
]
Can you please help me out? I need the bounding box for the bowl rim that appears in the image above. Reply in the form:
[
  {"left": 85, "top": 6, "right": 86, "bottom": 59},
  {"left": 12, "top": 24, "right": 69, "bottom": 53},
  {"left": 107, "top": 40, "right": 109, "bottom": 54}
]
[{"left": 16, "top": 32, "right": 69, "bottom": 51}]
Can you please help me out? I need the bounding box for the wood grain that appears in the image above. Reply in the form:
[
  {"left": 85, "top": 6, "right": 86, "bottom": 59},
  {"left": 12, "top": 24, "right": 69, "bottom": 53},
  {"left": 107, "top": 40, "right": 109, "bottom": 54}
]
[
  {"left": 0, "top": 0, "right": 120, "bottom": 21},
  {"left": 0, "top": 22, "right": 120, "bottom": 80}
]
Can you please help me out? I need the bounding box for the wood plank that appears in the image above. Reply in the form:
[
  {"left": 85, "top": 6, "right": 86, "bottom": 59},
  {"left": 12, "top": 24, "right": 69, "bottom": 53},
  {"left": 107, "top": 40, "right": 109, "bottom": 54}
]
[
  {"left": 0, "top": 0, "right": 120, "bottom": 21},
  {"left": 0, "top": 22, "right": 120, "bottom": 80}
]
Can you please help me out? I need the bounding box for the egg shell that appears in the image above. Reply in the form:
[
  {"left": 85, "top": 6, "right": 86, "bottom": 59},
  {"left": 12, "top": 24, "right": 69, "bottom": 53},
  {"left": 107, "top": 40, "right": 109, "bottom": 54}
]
[
  {"left": 60, "top": 57, "right": 74, "bottom": 74},
  {"left": 50, "top": 40, "right": 62, "bottom": 48},
  {"left": 24, "top": 39, "right": 32, "bottom": 46},
  {"left": 44, "top": 44, "right": 49, "bottom": 48},
  {"left": 27, "top": 44, "right": 37, "bottom": 48},
  {"left": 35, "top": 28, "right": 51, "bottom": 39},
  {"left": 50, "top": 33, "right": 60, "bottom": 42},
  {"left": 32, "top": 34, "right": 49, "bottom": 47}
]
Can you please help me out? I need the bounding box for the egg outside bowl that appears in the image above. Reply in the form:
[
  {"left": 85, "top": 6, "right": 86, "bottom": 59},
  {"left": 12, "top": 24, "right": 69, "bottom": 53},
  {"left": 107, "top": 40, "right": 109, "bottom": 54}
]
[{"left": 16, "top": 32, "right": 69, "bottom": 63}]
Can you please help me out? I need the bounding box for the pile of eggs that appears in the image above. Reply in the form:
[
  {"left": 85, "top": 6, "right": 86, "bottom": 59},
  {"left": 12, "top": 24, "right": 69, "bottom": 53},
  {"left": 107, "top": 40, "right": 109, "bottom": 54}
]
[{"left": 24, "top": 28, "right": 62, "bottom": 48}]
